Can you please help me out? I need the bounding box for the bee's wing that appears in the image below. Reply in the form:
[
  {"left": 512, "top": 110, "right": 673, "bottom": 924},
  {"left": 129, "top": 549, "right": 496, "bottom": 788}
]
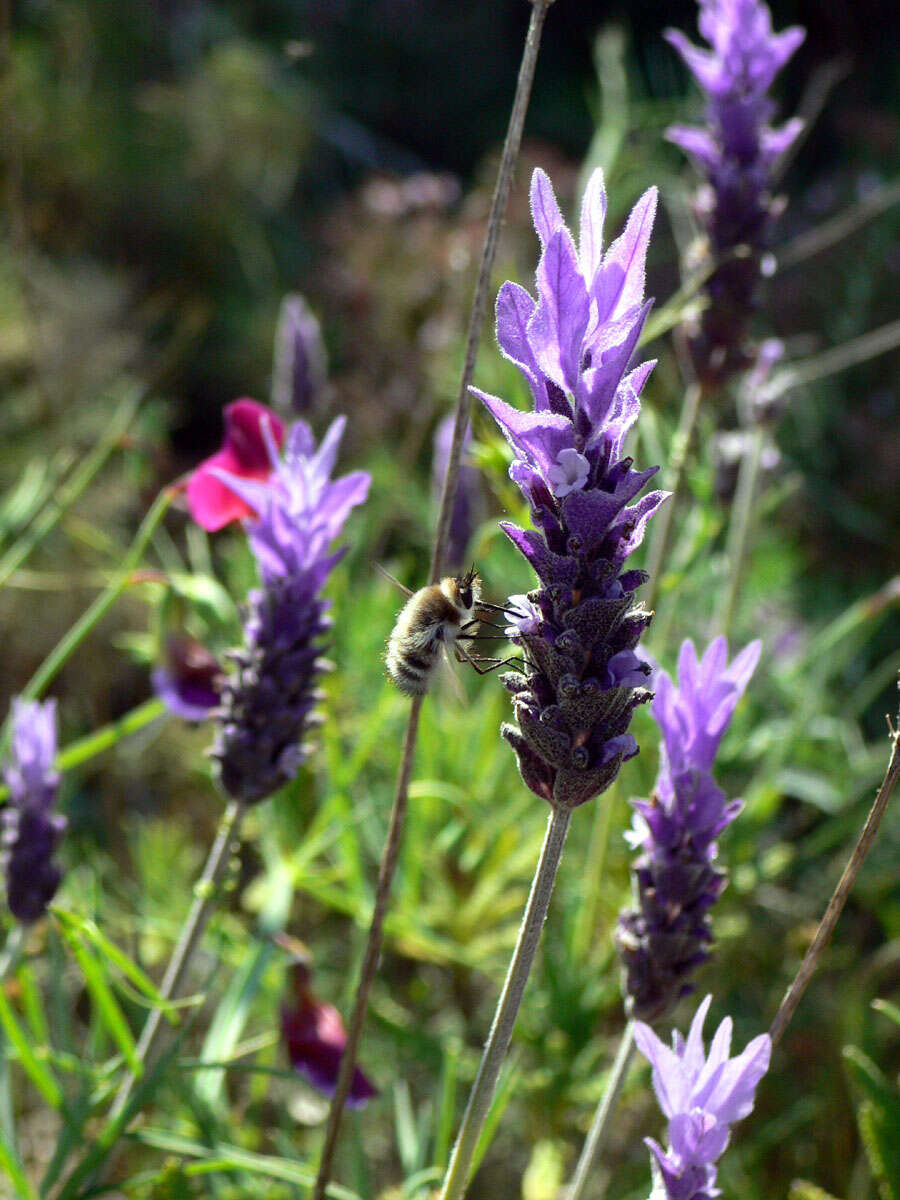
[
  {"left": 440, "top": 645, "right": 467, "bottom": 703},
  {"left": 375, "top": 562, "right": 414, "bottom": 598}
]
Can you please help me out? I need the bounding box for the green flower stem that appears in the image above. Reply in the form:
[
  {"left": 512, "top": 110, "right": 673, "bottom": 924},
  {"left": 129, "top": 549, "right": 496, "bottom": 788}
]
[
  {"left": 717, "top": 424, "right": 765, "bottom": 637},
  {"left": 310, "top": 4, "right": 556, "bottom": 1197},
  {"left": 0, "top": 388, "right": 143, "bottom": 591},
  {"left": 108, "top": 798, "right": 248, "bottom": 1122},
  {"left": 565, "top": 1021, "right": 636, "bottom": 1200},
  {"left": 644, "top": 380, "right": 703, "bottom": 613},
  {"left": 439, "top": 805, "right": 572, "bottom": 1200},
  {"left": 0, "top": 487, "right": 174, "bottom": 756}
]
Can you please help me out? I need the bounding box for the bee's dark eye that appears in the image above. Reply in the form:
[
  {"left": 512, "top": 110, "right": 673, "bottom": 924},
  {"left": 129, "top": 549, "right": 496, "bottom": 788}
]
[{"left": 459, "top": 587, "right": 472, "bottom": 609}]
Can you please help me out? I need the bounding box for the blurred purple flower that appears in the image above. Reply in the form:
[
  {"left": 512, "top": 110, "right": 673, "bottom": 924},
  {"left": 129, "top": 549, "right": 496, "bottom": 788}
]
[
  {"left": 152, "top": 635, "right": 223, "bottom": 722},
  {"left": 635, "top": 995, "right": 771, "bottom": 1199},
  {"left": 271, "top": 295, "right": 329, "bottom": 416},
  {"left": 617, "top": 637, "right": 760, "bottom": 1020},
  {"left": 666, "top": 0, "right": 804, "bottom": 382},
  {"left": 210, "top": 416, "right": 370, "bottom": 804},
  {"left": 431, "top": 415, "right": 483, "bottom": 569},
  {"left": 281, "top": 951, "right": 377, "bottom": 1108},
  {"left": 185, "top": 400, "right": 286, "bottom": 532},
  {"left": 475, "top": 167, "right": 667, "bottom": 809},
  {"left": 2, "top": 699, "right": 65, "bottom": 923}
]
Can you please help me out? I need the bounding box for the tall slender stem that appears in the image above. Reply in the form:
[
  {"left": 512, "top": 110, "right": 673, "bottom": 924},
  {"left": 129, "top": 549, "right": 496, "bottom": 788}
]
[
  {"left": 716, "top": 424, "right": 764, "bottom": 637},
  {"left": 644, "top": 381, "right": 703, "bottom": 612},
  {"left": 430, "top": 0, "right": 554, "bottom": 583},
  {"left": 769, "top": 707, "right": 900, "bottom": 1046},
  {"left": 311, "top": 5, "right": 555, "bottom": 1197},
  {"left": 311, "top": 697, "right": 422, "bottom": 1200},
  {"left": 439, "top": 806, "right": 572, "bottom": 1200},
  {"left": 108, "top": 799, "right": 247, "bottom": 1121},
  {"left": 566, "top": 1022, "right": 636, "bottom": 1200}
]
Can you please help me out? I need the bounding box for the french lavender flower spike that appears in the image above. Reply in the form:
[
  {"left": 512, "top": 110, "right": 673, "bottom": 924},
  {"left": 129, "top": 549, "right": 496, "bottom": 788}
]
[
  {"left": 617, "top": 636, "right": 761, "bottom": 1022},
  {"left": 635, "top": 995, "right": 771, "bottom": 1200},
  {"left": 270, "top": 294, "right": 329, "bottom": 416},
  {"left": 665, "top": 0, "right": 805, "bottom": 385},
  {"left": 439, "top": 166, "right": 665, "bottom": 1200},
  {"left": 477, "top": 165, "right": 668, "bottom": 815},
  {"left": 209, "top": 416, "right": 371, "bottom": 805},
  {"left": 1, "top": 698, "right": 65, "bottom": 925}
]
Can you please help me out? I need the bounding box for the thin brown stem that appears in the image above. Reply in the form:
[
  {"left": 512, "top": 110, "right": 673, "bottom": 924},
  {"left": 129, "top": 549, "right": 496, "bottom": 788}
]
[
  {"left": 429, "top": 0, "right": 555, "bottom": 584},
  {"left": 311, "top": 5, "right": 556, "bottom": 1197},
  {"left": 311, "top": 697, "right": 422, "bottom": 1200},
  {"left": 769, "top": 700, "right": 900, "bottom": 1046}
]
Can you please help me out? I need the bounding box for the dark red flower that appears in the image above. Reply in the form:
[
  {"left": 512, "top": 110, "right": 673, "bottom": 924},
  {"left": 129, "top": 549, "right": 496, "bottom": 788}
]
[
  {"left": 280, "top": 952, "right": 377, "bottom": 1107},
  {"left": 152, "top": 635, "right": 223, "bottom": 721},
  {"left": 185, "top": 400, "right": 285, "bottom": 531}
]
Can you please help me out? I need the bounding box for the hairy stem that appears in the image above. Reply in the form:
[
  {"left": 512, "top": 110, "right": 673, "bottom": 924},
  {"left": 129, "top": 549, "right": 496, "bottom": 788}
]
[
  {"left": 644, "top": 380, "right": 703, "bottom": 612},
  {"left": 769, "top": 704, "right": 900, "bottom": 1046},
  {"left": 311, "top": 4, "right": 556, "bottom": 1196},
  {"left": 566, "top": 1022, "right": 636, "bottom": 1200},
  {"left": 439, "top": 806, "right": 572, "bottom": 1200},
  {"left": 108, "top": 799, "right": 247, "bottom": 1121}
]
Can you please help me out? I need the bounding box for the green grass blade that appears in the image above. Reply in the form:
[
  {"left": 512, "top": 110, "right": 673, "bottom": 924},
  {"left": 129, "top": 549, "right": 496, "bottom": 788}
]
[
  {"left": 58, "top": 925, "right": 141, "bottom": 1075},
  {"left": 0, "top": 987, "right": 63, "bottom": 1108}
]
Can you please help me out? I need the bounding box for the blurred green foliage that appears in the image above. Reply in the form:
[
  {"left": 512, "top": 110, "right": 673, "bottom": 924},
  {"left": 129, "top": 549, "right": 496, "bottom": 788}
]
[{"left": 0, "top": 1, "right": 898, "bottom": 1198}]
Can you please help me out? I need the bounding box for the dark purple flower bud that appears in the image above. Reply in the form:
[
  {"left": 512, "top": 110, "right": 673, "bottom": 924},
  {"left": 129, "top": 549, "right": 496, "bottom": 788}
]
[
  {"left": 635, "top": 995, "right": 771, "bottom": 1200},
  {"left": 271, "top": 295, "right": 329, "bottom": 416},
  {"left": 617, "top": 638, "right": 760, "bottom": 1020},
  {"left": 280, "top": 940, "right": 377, "bottom": 1107},
  {"left": 665, "top": 0, "right": 805, "bottom": 384},
  {"left": 431, "top": 415, "right": 484, "bottom": 569},
  {"left": 475, "top": 168, "right": 668, "bottom": 810},
  {"left": 2, "top": 699, "right": 65, "bottom": 923},
  {"left": 152, "top": 635, "right": 224, "bottom": 722},
  {"left": 209, "top": 417, "right": 370, "bottom": 805}
]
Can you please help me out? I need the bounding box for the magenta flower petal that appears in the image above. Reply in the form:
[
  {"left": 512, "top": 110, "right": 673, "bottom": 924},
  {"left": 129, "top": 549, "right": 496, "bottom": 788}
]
[{"left": 185, "top": 400, "right": 285, "bottom": 532}]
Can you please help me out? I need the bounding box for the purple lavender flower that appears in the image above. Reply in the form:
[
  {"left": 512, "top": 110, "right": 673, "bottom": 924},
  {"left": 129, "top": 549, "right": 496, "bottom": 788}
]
[
  {"left": 431, "top": 415, "right": 483, "bottom": 570},
  {"left": 666, "top": 0, "right": 805, "bottom": 383},
  {"left": 152, "top": 635, "right": 223, "bottom": 722},
  {"left": 635, "top": 995, "right": 771, "bottom": 1200},
  {"left": 271, "top": 295, "right": 329, "bottom": 416},
  {"left": 2, "top": 699, "right": 66, "bottom": 923},
  {"left": 210, "top": 417, "right": 370, "bottom": 804},
  {"left": 617, "top": 637, "right": 761, "bottom": 1020},
  {"left": 474, "top": 168, "right": 667, "bottom": 810}
]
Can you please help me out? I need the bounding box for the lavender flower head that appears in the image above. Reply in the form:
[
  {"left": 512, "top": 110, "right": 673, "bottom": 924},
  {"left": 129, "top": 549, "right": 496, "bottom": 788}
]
[
  {"left": 617, "top": 637, "right": 761, "bottom": 1020},
  {"left": 635, "top": 995, "right": 771, "bottom": 1200},
  {"left": 474, "top": 168, "right": 667, "bottom": 809},
  {"left": 2, "top": 699, "right": 66, "bottom": 923},
  {"left": 271, "top": 294, "right": 329, "bottom": 416},
  {"left": 666, "top": 0, "right": 804, "bottom": 382},
  {"left": 210, "top": 417, "right": 370, "bottom": 804}
]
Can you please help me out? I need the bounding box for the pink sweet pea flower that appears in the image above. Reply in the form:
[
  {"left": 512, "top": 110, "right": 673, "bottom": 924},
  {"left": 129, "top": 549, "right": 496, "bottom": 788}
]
[{"left": 185, "top": 400, "right": 285, "bottom": 531}]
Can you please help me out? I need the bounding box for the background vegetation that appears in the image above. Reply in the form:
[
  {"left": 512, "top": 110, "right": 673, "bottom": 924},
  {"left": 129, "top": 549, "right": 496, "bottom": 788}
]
[{"left": 0, "top": 1, "right": 898, "bottom": 1197}]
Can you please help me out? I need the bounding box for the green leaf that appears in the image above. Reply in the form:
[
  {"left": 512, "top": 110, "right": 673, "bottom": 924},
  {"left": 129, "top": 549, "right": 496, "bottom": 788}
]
[
  {"left": 53, "top": 909, "right": 178, "bottom": 1018},
  {"left": 195, "top": 941, "right": 272, "bottom": 1110},
  {"left": 469, "top": 1058, "right": 519, "bottom": 1180},
  {"left": 58, "top": 924, "right": 141, "bottom": 1074},
  {"left": 0, "top": 1132, "right": 38, "bottom": 1200},
  {"left": 0, "top": 987, "right": 63, "bottom": 1108}
]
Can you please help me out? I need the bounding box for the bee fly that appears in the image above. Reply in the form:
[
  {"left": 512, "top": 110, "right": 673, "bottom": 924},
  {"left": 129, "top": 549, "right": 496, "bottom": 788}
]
[{"left": 383, "top": 566, "right": 522, "bottom": 696}]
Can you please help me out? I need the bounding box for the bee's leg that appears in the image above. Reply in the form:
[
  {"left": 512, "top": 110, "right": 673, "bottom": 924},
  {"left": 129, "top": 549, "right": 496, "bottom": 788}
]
[
  {"left": 456, "top": 644, "right": 527, "bottom": 675},
  {"left": 476, "top": 600, "right": 530, "bottom": 619}
]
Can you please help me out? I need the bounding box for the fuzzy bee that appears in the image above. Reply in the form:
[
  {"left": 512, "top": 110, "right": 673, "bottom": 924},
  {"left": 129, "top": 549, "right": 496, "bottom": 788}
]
[{"left": 385, "top": 567, "right": 485, "bottom": 696}]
